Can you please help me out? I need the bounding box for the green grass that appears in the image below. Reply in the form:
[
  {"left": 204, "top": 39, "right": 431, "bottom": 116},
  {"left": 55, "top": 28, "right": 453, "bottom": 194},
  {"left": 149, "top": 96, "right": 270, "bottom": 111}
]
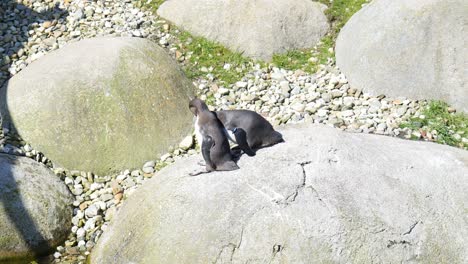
[
  {"left": 272, "top": 0, "right": 370, "bottom": 72},
  {"left": 138, "top": 0, "right": 165, "bottom": 10},
  {"left": 400, "top": 101, "right": 468, "bottom": 148},
  {"left": 178, "top": 32, "right": 251, "bottom": 85},
  {"left": 319, "top": 0, "right": 371, "bottom": 35}
]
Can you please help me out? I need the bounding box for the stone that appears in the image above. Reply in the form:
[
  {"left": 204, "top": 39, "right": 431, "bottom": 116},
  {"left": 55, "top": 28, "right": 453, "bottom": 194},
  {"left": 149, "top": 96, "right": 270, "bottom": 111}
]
[
  {"left": 376, "top": 123, "right": 387, "bottom": 132},
  {"left": 0, "top": 154, "right": 73, "bottom": 261},
  {"left": 143, "top": 160, "right": 156, "bottom": 169},
  {"left": 142, "top": 166, "right": 154, "bottom": 174},
  {"left": 336, "top": 0, "right": 467, "bottom": 111},
  {"left": 217, "top": 87, "right": 230, "bottom": 95},
  {"left": 178, "top": 135, "right": 193, "bottom": 151},
  {"left": 84, "top": 204, "right": 100, "bottom": 219},
  {"left": 100, "top": 194, "right": 114, "bottom": 202},
  {"left": 291, "top": 103, "right": 305, "bottom": 113},
  {"left": 317, "top": 109, "right": 328, "bottom": 117},
  {"left": 157, "top": 0, "right": 329, "bottom": 61},
  {"left": 341, "top": 110, "right": 354, "bottom": 117},
  {"left": 235, "top": 81, "right": 248, "bottom": 89},
  {"left": 1, "top": 37, "right": 196, "bottom": 174},
  {"left": 90, "top": 124, "right": 468, "bottom": 263}
]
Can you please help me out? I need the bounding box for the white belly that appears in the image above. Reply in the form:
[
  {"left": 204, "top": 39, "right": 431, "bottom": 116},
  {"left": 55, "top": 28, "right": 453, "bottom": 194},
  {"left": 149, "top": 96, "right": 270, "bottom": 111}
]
[
  {"left": 224, "top": 128, "right": 237, "bottom": 144},
  {"left": 194, "top": 116, "right": 203, "bottom": 146}
]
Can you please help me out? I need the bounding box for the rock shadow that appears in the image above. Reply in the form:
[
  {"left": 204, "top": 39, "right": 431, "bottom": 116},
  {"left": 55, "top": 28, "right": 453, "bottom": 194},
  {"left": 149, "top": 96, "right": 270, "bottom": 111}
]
[{"left": 0, "top": 1, "right": 68, "bottom": 261}]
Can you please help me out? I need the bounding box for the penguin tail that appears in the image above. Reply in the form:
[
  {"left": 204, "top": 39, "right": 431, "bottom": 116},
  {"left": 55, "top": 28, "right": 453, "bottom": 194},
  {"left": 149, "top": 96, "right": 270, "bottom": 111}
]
[{"left": 271, "top": 131, "right": 285, "bottom": 144}]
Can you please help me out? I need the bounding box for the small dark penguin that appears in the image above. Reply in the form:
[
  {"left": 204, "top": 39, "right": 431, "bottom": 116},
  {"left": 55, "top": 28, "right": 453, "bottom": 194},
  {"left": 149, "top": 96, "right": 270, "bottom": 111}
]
[
  {"left": 189, "top": 98, "right": 239, "bottom": 175},
  {"left": 215, "top": 110, "right": 284, "bottom": 155}
]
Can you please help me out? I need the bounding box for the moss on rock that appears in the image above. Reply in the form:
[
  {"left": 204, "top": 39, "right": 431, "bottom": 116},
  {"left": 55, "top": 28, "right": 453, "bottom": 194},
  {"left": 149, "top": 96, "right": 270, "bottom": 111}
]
[{"left": 1, "top": 37, "right": 195, "bottom": 174}]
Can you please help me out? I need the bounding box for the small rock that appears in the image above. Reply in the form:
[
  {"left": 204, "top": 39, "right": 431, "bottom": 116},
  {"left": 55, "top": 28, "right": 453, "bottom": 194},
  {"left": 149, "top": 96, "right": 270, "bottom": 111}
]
[
  {"left": 317, "top": 109, "right": 328, "bottom": 117},
  {"left": 85, "top": 204, "right": 100, "bottom": 218},
  {"left": 179, "top": 135, "right": 194, "bottom": 150},
  {"left": 218, "top": 88, "right": 230, "bottom": 95},
  {"left": 160, "top": 153, "right": 172, "bottom": 161},
  {"left": 142, "top": 166, "right": 155, "bottom": 174}
]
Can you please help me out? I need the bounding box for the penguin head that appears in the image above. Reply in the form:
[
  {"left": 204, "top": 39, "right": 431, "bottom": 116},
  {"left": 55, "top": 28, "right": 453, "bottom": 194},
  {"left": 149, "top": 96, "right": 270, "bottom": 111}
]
[{"left": 189, "top": 98, "right": 209, "bottom": 116}]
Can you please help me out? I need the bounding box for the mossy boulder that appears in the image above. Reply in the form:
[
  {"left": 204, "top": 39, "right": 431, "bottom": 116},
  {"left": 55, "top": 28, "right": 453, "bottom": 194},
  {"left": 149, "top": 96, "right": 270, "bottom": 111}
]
[
  {"left": 91, "top": 124, "right": 468, "bottom": 263},
  {"left": 0, "top": 153, "right": 73, "bottom": 262},
  {"left": 1, "top": 37, "right": 196, "bottom": 174}
]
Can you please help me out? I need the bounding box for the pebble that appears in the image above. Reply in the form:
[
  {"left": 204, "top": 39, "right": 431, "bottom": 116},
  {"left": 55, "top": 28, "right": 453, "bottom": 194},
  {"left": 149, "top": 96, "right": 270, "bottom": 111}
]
[
  {"left": 179, "top": 135, "right": 194, "bottom": 150},
  {"left": 85, "top": 204, "right": 100, "bottom": 218},
  {"left": 142, "top": 166, "right": 155, "bottom": 174}
]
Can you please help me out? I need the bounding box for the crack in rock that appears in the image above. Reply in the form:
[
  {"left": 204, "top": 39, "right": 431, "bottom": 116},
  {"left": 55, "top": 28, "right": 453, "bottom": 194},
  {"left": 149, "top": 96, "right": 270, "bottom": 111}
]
[
  {"left": 283, "top": 161, "right": 311, "bottom": 204},
  {"left": 269, "top": 243, "right": 284, "bottom": 264},
  {"left": 371, "top": 228, "right": 387, "bottom": 234},
  {"left": 213, "top": 227, "right": 244, "bottom": 263},
  {"left": 281, "top": 161, "right": 331, "bottom": 213},
  {"left": 402, "top": 221, "right": 420, "bottom": 236},
  {"left": 230, "top": 227, "right": 244, "bottom": 261},
  {"left": 386, "top": 239, "right": 412, "bottom": 248},
  {"left": 327, "top": 147, "right": 339, "bottom": 164}
]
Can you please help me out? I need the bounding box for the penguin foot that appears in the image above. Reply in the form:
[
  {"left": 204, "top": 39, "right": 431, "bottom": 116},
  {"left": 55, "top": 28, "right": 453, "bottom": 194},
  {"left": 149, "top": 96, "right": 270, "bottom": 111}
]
[
  {"left": 231, "top": 147, "right": 243, "bottom": 158},
  {"left": 189, "top": 169, "right": 210, "bottom": 176},
  {"left": 197, "top": 160, "right": 206, "bottom": 166}
]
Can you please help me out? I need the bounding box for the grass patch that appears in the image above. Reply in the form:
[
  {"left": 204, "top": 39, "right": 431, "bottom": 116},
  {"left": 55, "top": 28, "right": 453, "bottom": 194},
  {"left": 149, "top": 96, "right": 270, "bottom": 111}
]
[
  {"left": 400, "top": 101, "right": 468, "bottom": 148},
  {"left": 272, "top": 0, "right": 370, "bottom": 72},
  {"left": 139, "top": 0, "right": 165, "bottom": 11},
  {"left": 178, "top": 32, "right": 252, "bottom": 85},
  {"left": 319, "top": 0, "right": 371, "bottom": 35}
]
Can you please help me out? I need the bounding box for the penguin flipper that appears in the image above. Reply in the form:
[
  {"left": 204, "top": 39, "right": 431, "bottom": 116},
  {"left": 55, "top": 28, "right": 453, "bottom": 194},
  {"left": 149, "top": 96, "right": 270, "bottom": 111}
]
[
  {"left": 201, "top": 135, "right": 215, "bottom": 171},
  {"left": 232, "top": 128, "right": 256, "bottom": 156}
]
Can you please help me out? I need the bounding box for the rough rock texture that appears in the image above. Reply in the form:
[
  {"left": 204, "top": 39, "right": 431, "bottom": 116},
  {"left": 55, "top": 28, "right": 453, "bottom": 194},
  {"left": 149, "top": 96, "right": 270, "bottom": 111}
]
[
  {"left": 336, "top": 0, "right": 468, "bottom": 112},
  {"left": 0, "top": 153, "right": 73, "bottom": 261},
  {"left": 157, "top": 0, "right": 329, "bottom": 61},
  {"left": 1, "top": 37, "right": 196, "bottom": 174},
  {"left": 91, "top": 124, "right": 468, "bottom": 263}
]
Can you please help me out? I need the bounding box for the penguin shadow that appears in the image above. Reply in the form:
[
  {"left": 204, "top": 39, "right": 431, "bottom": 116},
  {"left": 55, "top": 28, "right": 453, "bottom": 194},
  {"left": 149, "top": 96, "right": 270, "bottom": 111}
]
[{"left": 0, "top": 1, "right": 68, "bottom": 262}]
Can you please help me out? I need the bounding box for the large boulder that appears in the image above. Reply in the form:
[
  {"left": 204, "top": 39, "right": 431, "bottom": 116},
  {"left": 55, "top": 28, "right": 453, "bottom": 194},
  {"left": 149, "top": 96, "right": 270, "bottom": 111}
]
[
  {"left": 336, "top": 0, "right": 467, "bottom": 111},
  {"left": 157, "top": 0, "right": 329, "bottom": 61},
  {"left": 1, "top": 37, "right": 196, "bottom": 175},
  {"left": 91, "top": 124, "right": 468, "bottom": 263},
  {"left": 0, "top": 153, "right": 73, "bottom": 261}
]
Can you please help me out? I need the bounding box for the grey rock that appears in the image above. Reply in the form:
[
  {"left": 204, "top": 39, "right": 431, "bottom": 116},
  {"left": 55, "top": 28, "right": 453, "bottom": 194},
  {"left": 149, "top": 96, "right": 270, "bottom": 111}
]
[
  {"left": 317, "top": 109, "right": 328, "bottom": 117},
  {"left": 0, "top": 154, "right": 73, "bottom": 261},
  {"left": 235, "top": 81, "right": 248, "bottom": 89},
  {"left": 376, "top": 123, "right": 387, "bottom": 132},
  {"left": 91, "top": 124, "right": 468, "bottom": 263},
  {"left": 341, "top": 110, "right": 354, "bottom": 117},
  {"left": 142, "top": 166, "right": 155, "bottom": 174},
  {"left": 85, "top": 204, "right": 100, "bottom": 219},
  {"left": 158, "top": 0, "right": 329, "bottom": 61},
  {"left": 178, "top": 135, "right": 194, "bottom": 151},
  {"left": 143, "top": 160, "right": 156, "bottom": 169},
  {"left": 100, "top": 193, "right": 114, "bottom": 202},
  {"left": 1, "top": 37, "right": 196, "bottom": 175},
  {"left": 336, "top": 0, "right": 468, "bottom": 111}
]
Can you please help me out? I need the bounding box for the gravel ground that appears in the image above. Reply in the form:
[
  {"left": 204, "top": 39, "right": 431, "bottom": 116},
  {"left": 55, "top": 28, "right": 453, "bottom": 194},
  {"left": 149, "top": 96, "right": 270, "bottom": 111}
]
[{"left": 0, "top": 0, "right": 465, "bottom": 263}]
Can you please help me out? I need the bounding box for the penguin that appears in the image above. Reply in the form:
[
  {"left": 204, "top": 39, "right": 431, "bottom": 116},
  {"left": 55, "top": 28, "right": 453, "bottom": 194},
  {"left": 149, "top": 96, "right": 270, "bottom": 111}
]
[
  {"left": 215, "top": 110, "right": 284, "bottom": 156},
  {"left": 189, "top": 98, "right": 239, "bottom": 176}
]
